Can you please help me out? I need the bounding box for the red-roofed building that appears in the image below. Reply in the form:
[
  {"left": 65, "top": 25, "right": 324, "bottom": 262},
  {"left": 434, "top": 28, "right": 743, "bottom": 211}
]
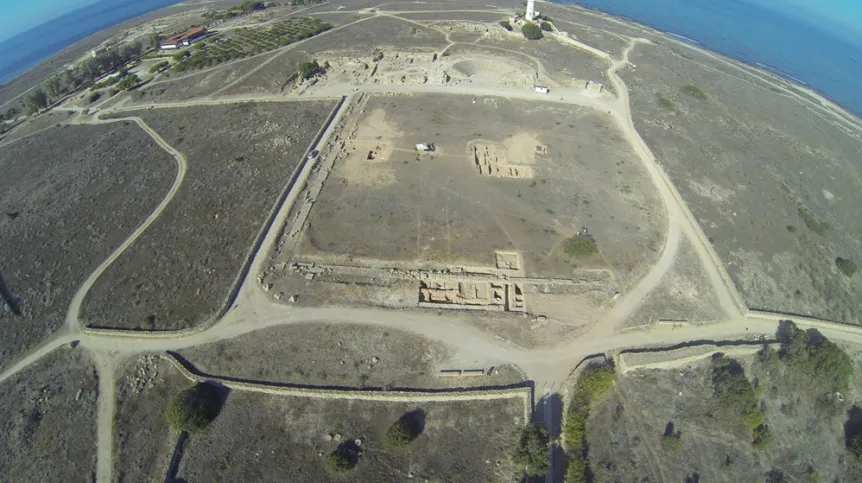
[{"left": 159, "top": 26, "right": 208, "bottom": 50}]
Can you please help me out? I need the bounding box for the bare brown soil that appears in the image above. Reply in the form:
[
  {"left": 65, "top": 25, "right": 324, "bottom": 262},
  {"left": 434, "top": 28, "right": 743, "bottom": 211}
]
[
  {"left": 0, "top": 347, "right": 98, "bottom": 481},
  {"left": 624, "top": 234, "right": 725, "bottom": 327},
  {"left": 176, "top": 392, "right": 524, "bottom": 482},
  {"left": 178, "top": 323, "right": 524, "bottom": 388},
  {"left": 0, "top": 124, "right": 175, "bottom": 368},
  {"left": 82, "top": 100, "right": 336, "bottom": 331},
  {"left": 299, "top": 93, "right": 664, "bottom": 285}
]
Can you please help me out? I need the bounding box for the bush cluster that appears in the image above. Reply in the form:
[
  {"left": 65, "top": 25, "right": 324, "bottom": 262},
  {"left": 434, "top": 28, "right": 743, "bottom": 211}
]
[
  {"left": 514, "top": 425, "right": 550, "bottom": 477},
  {"left": 836, "top": 257, "right": 857, "bottom": 277},
  {"left": 563, "top": 235, "right": 598, "bottom": 258},
  {"left": 499, "top": 20, "right": 513, "bottom": 31},
  {"left": 681, "top": 84, "right": 707, "bottom": 99},
  {"left": 325, "top": 449, "right": 354, "bottom": 474},
  {"left": 540, "top": 21, "right": 554, "bottom": 32},
  {"left": 777, "top": 320, "right": 853, "bottom": 393},
  {"left": 299, "top": 60, "right": 322, "bottom": 80},
  {"left": 711, "top": 355, "right": 773, "bottom": 450},
  {"left": 521, "top": 22, "right": 543, "bottom": 40},
  {"left": 164, "top": 383, "right": 221, "bottom": 433},
  {"left": 383, "top": 417, "right": 421, "bottom": 450},
  {"left": 563, "top": 363, "right": 616, "bottom": 482}
]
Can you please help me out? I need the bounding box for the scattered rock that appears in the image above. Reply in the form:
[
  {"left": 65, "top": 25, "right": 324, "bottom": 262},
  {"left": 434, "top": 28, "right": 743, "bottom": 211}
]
[
  {"left": 333, "top": 433, "right": 342, "bottom": 442},
  {"left": 371, "top": 356, "right": 379, "bottom": 363},
  {"left": 324, "top": 433, "right": 332, "bottom": 441},
  {"left": 354, "top": 438, "right": 362, "bottom": 446},
  {"left": 274, "top": 292, "right": 283, "bottom": 300}
]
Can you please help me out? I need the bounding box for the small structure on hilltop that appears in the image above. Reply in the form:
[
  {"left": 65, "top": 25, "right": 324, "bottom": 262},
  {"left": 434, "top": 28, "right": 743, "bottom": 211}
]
[
  {"left": 416, "top": 143, "right": 435, "bottom": 152},
  {"left": 526, "top": 0, "right": 539, "bottom": 22},
  {"left": 535, "top": 86, "right": 549, "bottom": 94},
  {"left": 159, "top": 26, "right": 207, "bottom": 50}
]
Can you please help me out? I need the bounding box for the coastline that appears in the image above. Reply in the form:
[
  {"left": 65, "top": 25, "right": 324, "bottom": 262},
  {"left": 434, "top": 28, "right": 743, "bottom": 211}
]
[
  {"left": 0, "top": 0, "right": 225, "bottom": 108},
  {"left": 550, "top": 1, "right": 862, "bottom": 129}
]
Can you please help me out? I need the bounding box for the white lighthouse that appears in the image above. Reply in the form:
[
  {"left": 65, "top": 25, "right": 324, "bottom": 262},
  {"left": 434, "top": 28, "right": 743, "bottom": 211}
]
[{"left": 526, "top": 0, "right": 537, "bottom": 22}]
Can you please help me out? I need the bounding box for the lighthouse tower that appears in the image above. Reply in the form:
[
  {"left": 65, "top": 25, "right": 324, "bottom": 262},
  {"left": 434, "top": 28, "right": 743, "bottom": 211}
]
[{"left": 526, "top": 0, "right": 537, "bottom": 22}]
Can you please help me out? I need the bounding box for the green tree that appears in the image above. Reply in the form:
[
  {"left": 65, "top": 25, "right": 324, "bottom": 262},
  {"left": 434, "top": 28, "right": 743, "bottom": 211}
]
[
  {"left": 325, "top": 448, "right": 356, "bottom": 474},
  {"left": 383, "top": 413, "right": 423, "bottom": 450},
  {"left": 777, "top": 320, "right": 854, "bottom": 393},
  {"left": 563, "top": 235, "right": 598, "bottom": 258},
  {"left": 514, "top": 425, "right": 550, "bottom": 477},
  {"left": 116, "top": 73, "right": 141, "bottom": 91},
  {"left": 164, "top": 383, "right": 222, "bottom": 433},
  {"left": 299, "top": 60, "right": 322, "bottom": 79},
  {"left": 24, "top": 88, "right": 48, "bottom": 113},
  {"left": 540, "top": 21, "right": 553, "bottom": 32},
  {"left": 521, "top": 22, "right": 543, "bottom": 40},
  {"left": 836, "top": 257, "right": 857, "bottom": 277}
]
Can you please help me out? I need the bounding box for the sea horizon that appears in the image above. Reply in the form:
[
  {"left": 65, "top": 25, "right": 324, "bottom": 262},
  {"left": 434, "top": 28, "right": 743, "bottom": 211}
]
[
  {"left": 559, "top": 0, "right": 862, "bottom": 117},
  {"left": 1, "top": 0, "right": 861, "bottom": 118}
]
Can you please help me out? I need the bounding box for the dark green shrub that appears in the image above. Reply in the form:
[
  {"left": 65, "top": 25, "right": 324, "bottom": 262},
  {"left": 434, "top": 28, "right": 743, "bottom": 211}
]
[
  {"left": 521, "top": 22, "right": 543, "bottom": 40},
  {"left": 299, "top": 60, "right": 322, "bottom": 79},
  {"left": 797, "top": 206, "right": 830, "bottom": 237},
  {"left": 777, "top": 321, "right": 853, "bottom": 392},
  {"left": 164, "top": 383, "right": 222, "bottom": 433},
  {"left": 681, "top": 84, "right": 707, "bottom": 99},
  {"left": 325, "top": 449, "right": 355, "bottom": 474},
  {"left": 563, "top": 235, "right": 598, "bottom": 258},
  {"left": 661, "top": 432, "right": 683, "bottom": 453},
  {"left": 514, "top": 425, "right": 550, "bottom": 477},
  {"left": 837, "top": 257, "right": 857, "bottom": 277},
  {"left": 752, "top": 425, "right": 775, "bottom": 450},
  {"left": 657, "top": 95, "right": 674, "bottom": 109},
  {"left": 499, "top": 20, "right": 513, "bottom": 31},
  {"left": 383, "top": 411, "right": 424, "bottom": 450},
  {"left": 540, "top": 21, "right": 553, "bottom": 32}
]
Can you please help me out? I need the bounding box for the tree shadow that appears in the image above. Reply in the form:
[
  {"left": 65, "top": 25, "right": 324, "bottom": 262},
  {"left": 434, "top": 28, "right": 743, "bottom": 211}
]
[
  {"left": 534, "top": 393, "right": 563, "bottom": 483},
  {"left": 398, "top": 409, "right": 426, "bottom": 441},
  {"left": 163, "top": 431, "right": 189, "bottom": 483},
  {"left": 845, "top": 406, "right": 862, "bottom": 443},
  {"left": 0, "top": 269, "right": 22, "bottom": 316}
]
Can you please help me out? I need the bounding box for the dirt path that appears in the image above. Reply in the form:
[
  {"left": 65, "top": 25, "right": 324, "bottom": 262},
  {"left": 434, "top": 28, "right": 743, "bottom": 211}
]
[
  {"left": 63, "top": 115, "right": 189, "bottom": 333},
  {"left": 5, "top": 17, "right": 862, "bottom": 482},
  {"left": 92, "top": 350, "right": 117, "bottom": 483}
]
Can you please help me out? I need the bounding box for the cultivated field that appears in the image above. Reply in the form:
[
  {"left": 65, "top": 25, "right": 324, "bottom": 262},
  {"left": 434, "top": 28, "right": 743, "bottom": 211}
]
[
  {"left": 81, "top": 100, "right": 336, "bottom": 331},
  {"left": 0, "top": 124, "right": 176, "bottom": 367},
  {"left": 178, "top": 323, "right": 524, "bottom": 388},
  {"left": 113, "top": 355, "right": 188, "bottom": 483},
  {"left": 133, "top": 52, "right": 279, "bottom": 103},
  {"left": 175, "top": 392, "right": 525, "bottom": 482},
  {"left": 622, "top": 40, "right": 862, "bottom": 323},
  {"left": 588, "top": 349, "right": 861, "bottom": 482},
  {"left": 298, "top": 93, "right": 665, "bottom": 285},
  {"left": 0, "top": 347, "right": 97, "bottom": 481},
  {"left": 283, "top": 15, "right": 449, "bottom": 54}
]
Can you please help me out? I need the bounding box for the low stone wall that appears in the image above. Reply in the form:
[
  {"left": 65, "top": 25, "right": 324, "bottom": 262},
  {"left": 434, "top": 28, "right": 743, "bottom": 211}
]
[
  {"left": 618, "top": 343, "right": 775, "bottom": 374},
  {"left": 162, "top": 353, "right": 533, "bottom": 423}
]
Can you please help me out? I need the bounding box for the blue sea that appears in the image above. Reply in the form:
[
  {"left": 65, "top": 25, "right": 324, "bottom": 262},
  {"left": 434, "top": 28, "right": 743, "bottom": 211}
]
[
  {"left": 560, "top": 0, "right": 862, "bottom": 117},
  {"left": 0, "top": 0, "right": 182, "bottom": 85}
]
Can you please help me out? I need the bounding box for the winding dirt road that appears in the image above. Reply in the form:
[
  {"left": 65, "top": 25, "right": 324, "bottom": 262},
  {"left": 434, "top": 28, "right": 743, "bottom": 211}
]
[{"left": 3, "top": 9, "right": 862, "bottom": 483}]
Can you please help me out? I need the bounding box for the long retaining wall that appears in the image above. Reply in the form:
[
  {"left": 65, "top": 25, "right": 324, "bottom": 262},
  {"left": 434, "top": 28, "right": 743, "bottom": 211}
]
[{"left": 162, "top": 352, "right": 534, "bottom": 423}]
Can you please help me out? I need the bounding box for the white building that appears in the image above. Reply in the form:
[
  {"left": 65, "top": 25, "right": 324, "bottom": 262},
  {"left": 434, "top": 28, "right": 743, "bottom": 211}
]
[
  {"left": 526, "top": 0, "right": 538, "bottom": 22},
  {"left": 535, "top": 86, "right": 549, "bottom": 94}
]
